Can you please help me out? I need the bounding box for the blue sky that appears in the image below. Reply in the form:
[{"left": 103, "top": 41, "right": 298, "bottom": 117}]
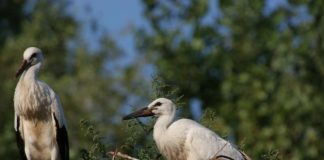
[{"left": 69, "top": 0, "right": 147, "bottom": 62}]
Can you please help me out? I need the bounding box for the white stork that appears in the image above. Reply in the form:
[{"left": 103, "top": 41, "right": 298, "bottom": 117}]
[
  {"left": 14, "top": 47, "right": 69, "bottom": 160},
  {"left": 123, "top": 98, "right": 250, "bottom": 160}
]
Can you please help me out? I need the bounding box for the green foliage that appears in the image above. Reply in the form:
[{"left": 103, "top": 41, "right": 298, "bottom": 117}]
[
  {"left": 120, "top": 119, "right": 161, "bottom": 160},
  {"left": 261, "top": 149, "right": 280, "bottom": 160},
  {"left": 80, "top": 119, "right": 106, "bottom": 160}
]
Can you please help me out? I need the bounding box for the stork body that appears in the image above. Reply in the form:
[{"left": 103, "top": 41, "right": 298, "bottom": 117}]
[
  {"left": 14, "top": 47, "right": 69, "bottom": 160},
  {"left": 123, "top": 98, "right": 250, "bottom": 160}
]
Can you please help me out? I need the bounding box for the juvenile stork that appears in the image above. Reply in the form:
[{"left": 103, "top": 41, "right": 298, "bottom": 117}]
[
  {"left": 123, "top": 98, "right": 250, "bottom": 160},
  {"left": 14, "top": 47, "right": 69, "bottom": 160}
]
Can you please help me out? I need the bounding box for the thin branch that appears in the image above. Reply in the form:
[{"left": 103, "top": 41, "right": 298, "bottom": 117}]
[{"left": 107, "top": 151, "right": 139, "bottom": 160}]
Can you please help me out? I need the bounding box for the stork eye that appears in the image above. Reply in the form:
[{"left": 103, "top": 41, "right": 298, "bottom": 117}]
[
  {"left": 30, "top": 53, "right": 37, "bottom": 59},
  {"left": 29, "top": 53, "right": 38, "bottom": 64},
  {"left": 154, "top": 102, "right": 162, "bottom": 106}
]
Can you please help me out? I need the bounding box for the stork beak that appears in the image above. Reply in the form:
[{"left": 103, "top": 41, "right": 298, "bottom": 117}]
[
  {"left": 122, "top": 107, "right": 154, "bottom": 120},
  {"left": 15, "top": 60, "right": 30, "bottom": 78}
]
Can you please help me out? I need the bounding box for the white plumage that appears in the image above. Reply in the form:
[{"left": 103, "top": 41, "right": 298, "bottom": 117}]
[
  {"left": 14, "top": 47, "right": 69, "bottom": 160},
  {"left": 123, "top": 98, "right": 250, "bottom": 160}
]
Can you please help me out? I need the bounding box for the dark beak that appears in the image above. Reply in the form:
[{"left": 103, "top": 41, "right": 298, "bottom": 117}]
[
  {"left": 15, "top": 60, "right": 30, "bottom": 78},
  {"left": 122, "top": 107, "right": 154, "bottom": 120}
]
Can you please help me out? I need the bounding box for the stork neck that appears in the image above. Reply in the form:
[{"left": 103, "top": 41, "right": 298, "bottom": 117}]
[
  {"left": 19, "top": 63, "right": 41, "bottom": 82},
  {"left": 154, "top": 112, "right": 175, "bottom": 135}
]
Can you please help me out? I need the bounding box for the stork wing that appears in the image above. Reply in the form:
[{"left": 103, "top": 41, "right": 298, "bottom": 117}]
[
  {"left": 51, "top": 95, "right": 69, "bottom": 160},
  {"left": 188, "top": 126, "right": 245, "bottom": 160},
  {"left": 14, "top": 115, "right": 27, "bottom": 160}
]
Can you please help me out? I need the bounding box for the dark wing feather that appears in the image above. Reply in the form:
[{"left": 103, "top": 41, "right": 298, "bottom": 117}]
[
  {"left": 211, "top": 155, "right": 234, "bottom": 160},
  {"left": 211, "top": 150, "right": 251, "bottom": 160},
  {"left": 15, "top": 116, "right": 27, "bottom": 160},
  {"left": 53, "top": 114, "right": 69, "bottom": 160}
]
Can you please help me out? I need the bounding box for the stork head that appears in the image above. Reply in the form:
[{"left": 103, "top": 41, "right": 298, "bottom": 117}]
[
  {"left": 16, "top": 47, "right": 44, "bottom": 78},
  {"left": 123, "top": 98, "right": 176, "bottom": 120}
]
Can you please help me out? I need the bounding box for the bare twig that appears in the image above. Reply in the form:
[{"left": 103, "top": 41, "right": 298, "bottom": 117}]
[{"left": 107, "top": 151, "right": 139, "bottom": 160}]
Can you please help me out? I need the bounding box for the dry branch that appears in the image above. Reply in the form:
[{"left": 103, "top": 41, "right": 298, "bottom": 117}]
[{"left": 107, "top": 151, "right": 139, "bottom": 160}]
